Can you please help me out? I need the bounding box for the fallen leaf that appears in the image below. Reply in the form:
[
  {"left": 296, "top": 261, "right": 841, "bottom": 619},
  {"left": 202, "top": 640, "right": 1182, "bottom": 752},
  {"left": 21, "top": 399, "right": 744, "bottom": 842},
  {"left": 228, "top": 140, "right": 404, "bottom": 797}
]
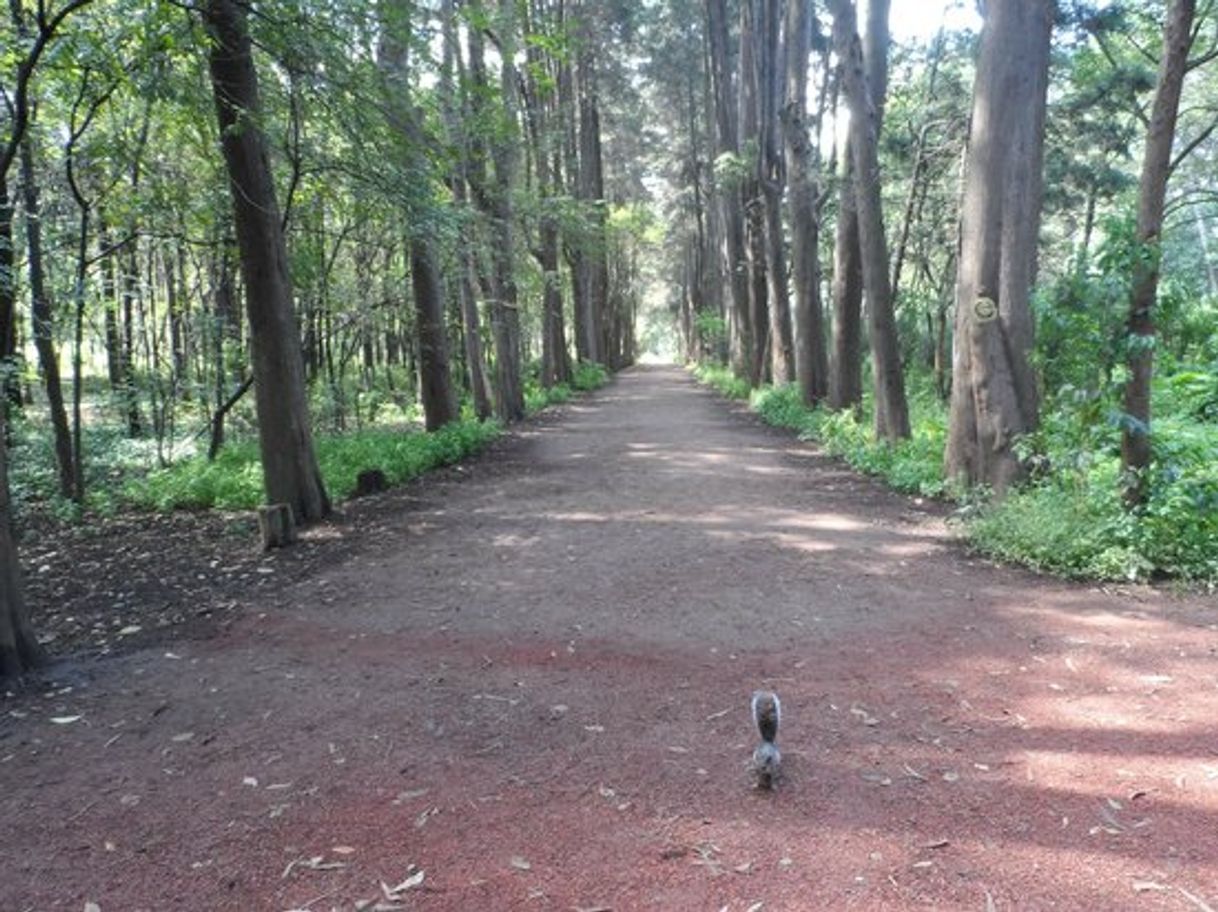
[
  {"left": 242, "top": 776, "right": 259, "bottom": 788},
  {"left": 1131, "top": 881, "right": 1169, "bottom": 893},
  {"left": 171, "top": 732, "right": 195, "bottom": 743},
  {"left": 985, "top": 889, "right": 998, "bottom": 911},
  {"left": 51, "top": 715, "right": 82, "bottom": 725},
  {"left": 922, "top": 839, "right": 950, "bottom": 850},
  {"left": 84, "top": 903, "right": 101, "bottom": 912},
  {"left": 382, "top": 869, "right": 425, "bottom": 897},
  {"left": 510, "top": 856, "right": 532, "bottom": 871}
]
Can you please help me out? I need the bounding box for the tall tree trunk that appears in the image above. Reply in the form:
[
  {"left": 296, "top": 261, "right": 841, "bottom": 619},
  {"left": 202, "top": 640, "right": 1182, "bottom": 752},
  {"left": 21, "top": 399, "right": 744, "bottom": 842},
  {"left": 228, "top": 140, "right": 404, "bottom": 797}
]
[
  {"left": 465, "top": 0, "right": 525, "bottom": 420},
  {"left": 521, "top": 2, "right": 573, "bottom": 386},
  {"left": 828, "top": 0, "right": 908, "bottom": 441},
  {"left": 573, "top": 1, "right": 608, "bottom": 365},
  {"left": 759, "top": 0, "right": 794, "bottom": 384},
  {"left": 204, "top": 0, "right": 330, "bottom": 523},
  {"left": 783, "top": 0, "right": 829, "bottom": 405},
  {"left": 829, "top": 0, "right": 889, "bottom": 410},
  {"left": 20, "top": 138, "right": 76, "bottom": 497},
  {"left": 944, "top": 0, "right": 1053, "bottom": 492},
  {"left": 409, "top": 238, "right": 460, "bottom": 430},
  {"left": 0, "top": 176, "right": 20, "bottom": 413},
  {"left": 378, "top": 0, "right": 459, "bottom": 431},
  {"left": 828, "top": 154, "right": 864, "bottom": 409},
  {"left": 1121, "top": 0, "right": 1195, "bottom": 505},
  {"left": 120, "top": 244, "right": 144, "bottom": 436},
  {"left": 738, "top": 0, "right": 769, "bottom": 385},
  {"left": 440, "top": 0, "right": 494, "bottom": 419},
  {"left": 705, "top": 0, "right": 753, "bottom": 378}
]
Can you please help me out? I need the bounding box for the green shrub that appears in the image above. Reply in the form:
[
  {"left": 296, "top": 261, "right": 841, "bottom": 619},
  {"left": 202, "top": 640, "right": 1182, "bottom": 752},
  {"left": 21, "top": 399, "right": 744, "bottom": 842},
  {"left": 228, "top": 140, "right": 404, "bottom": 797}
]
[
  {"left": 692, "top": 361, "right": 1217, "bottom": 583},
  {"left": 128, "top": 364, "right": 612, "bottom": 513},
  {"left": 127, "top": 418, "right": 503, "bottom": 511},
  {"left": 693, "top": 363, "right": 752, "bottom": 400}
]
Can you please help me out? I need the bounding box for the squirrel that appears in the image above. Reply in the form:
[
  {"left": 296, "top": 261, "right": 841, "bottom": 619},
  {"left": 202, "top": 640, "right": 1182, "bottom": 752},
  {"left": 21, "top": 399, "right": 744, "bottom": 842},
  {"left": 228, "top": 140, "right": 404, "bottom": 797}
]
[{"left": 750, "top": 690, "right": 782, "bottom": 789}]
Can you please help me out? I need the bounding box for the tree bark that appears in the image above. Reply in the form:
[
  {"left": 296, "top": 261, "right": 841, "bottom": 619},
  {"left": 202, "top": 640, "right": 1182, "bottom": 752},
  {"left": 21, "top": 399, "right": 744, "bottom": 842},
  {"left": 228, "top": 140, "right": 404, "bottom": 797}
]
[
  {"left": 759, "top": 0, "right": 794, "bottom": 384},
  {"left": 408, "top": 237, "right": 459, "bottom": 430},
  {"left": 783, "top": 0, "right": 829, "bottom": 405},
  {"left": 828, "top": 0, "right": 908, "bottom": 441},
  {"left": 0, "top": 176, "right": 20, "bottom": 413},
  {"left": 738, "top": 0, "right": 769, "bottom": 385},
  {"left": 1120, "top": 0, "right": 1195, "bottom": 505},
  {"left": 573, "top": 0, "right": 608, "bottom": 365},
  {"left": 944, "top": 0, "right": 1053, "bottom": 492},
  {"left": 705, "top": 0, "right": 753, "bottom": 379},
  {"left": 439, "top": 0, "right": 494, "bottom": 419},
  {"left": 0, "top": 410, "right": 44, "bottom": 677},
  {"left": 465, "top": 0, "right": 525, "bottom": 420},
  {"left": 828, "top": 0, "right": 889, "bottom": 411},
  {"left": 378, "top": 0, "right": 459, "bottom": 432},
  {"left": 20, "top": 137, "right": 77, "bottom": 497},
  {"left": 204, "top": 0, "right": 330, "bottom": 523}
]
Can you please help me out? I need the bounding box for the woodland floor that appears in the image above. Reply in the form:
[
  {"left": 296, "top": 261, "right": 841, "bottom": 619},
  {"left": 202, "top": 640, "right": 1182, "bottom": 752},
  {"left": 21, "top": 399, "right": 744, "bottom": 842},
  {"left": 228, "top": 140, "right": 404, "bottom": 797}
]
[{"left": 3, "top": 364, "right": 1218, "bottom": 912}]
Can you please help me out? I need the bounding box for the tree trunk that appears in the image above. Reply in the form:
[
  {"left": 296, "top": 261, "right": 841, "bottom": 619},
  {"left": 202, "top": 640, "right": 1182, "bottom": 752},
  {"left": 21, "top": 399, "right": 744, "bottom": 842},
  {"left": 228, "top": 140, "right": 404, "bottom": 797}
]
[
  {"left": 828, "top": 0, "right": 890, "bottom": 412},
  {"left": 409, "top": 237, "right": 460, "bottom": 430},
  {"left": 1121, "top": 0, "right": 1195, "bottom": 505},
  {"left": 944, "top": 0, "right": 1053, "bottom": 492},
  {"left": 20, "top": 137, "right": 76, "bottom": 497},
  {"left": 738, "top": 0, "right": 769, "bottom": 385},
  {"left": 465, "top": 0, "right": 525, "bottom": 420},
  {"left": 378, "top": 1, "right": 460, "bottom": 432},
  {"left": 0, "top": 176, "right": 20, "bottom": 414},
  {"left": 521, "top": 4, "right": 573, "bottom": 386},
  {"left": 573, "top": 2, "right": 608, "bottom": 365},
  {"left": 439, "top": 0, "right": 494, "bottom": 419},
  {"left": 0, "top": 410, "right": 44, "bottom": 677},
  {"left": 828, "top": 0, "right": 908, "bottom": 441},
  {"left": 783, "top": 0, "right": 829, "bottom": 405},
  {"left": 759, "top": 0, "right": 794, "bottom": 384},
  {"left": 204, "top": 0, "right": 330, "bottom": 523},
  {"left": 829, "top": 158, "right": 864, "bottom": 410},
  {"left": 705, "top": 0, "right": 753, "bottom": 379}
]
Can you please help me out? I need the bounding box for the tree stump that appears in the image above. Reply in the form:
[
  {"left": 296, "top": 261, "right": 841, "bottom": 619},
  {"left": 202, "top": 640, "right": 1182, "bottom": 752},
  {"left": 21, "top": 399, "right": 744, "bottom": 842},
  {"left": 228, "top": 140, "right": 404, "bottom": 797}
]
[
  {"left": 354, "top": 468, "right": 388, "bottom": 498},
  {"left": 258, "top": 503, "right": 296, "bottom": 551}
]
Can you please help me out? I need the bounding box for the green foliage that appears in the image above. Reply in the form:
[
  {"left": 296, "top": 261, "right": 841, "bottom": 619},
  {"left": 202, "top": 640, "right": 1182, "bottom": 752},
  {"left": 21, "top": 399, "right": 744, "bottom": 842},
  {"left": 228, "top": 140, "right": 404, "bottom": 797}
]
[
  {"left": 968, "top": 370, "right": 1218, "bottom": 583},
  {"left": 692, "top": 363, "right": 751, "bottom": 400},
  {"left": 694, "top": 368, "right": 948, "bottom": 498},
  {"left": 127, "top": 419, "right": 503, "bottom": 511},
  {"left": 695, "top": 359, "right": 1218, "bottom": 583}
]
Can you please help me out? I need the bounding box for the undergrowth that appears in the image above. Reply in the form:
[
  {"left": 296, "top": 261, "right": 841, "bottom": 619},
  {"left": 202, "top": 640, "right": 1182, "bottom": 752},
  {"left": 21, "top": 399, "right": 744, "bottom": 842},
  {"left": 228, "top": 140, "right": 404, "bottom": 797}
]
[
  {"left": 35, "top": 363, "right": 615, "bottom": 514},
  {"left": 692, "top": 362, "right": 1217, "bottom": 584}
]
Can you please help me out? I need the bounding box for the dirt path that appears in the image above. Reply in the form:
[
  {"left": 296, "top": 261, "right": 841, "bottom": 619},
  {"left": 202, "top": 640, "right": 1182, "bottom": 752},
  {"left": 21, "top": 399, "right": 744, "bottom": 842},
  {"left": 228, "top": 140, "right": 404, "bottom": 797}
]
[{"left": 3, "top": 365, "right": 1217, "bottom": 911}]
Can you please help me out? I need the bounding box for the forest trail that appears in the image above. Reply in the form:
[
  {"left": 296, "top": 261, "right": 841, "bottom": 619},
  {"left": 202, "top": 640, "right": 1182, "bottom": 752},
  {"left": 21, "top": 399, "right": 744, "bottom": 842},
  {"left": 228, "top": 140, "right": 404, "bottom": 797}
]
[{"left": 3, "top": 365, "right": 1218, "bottom": 911}]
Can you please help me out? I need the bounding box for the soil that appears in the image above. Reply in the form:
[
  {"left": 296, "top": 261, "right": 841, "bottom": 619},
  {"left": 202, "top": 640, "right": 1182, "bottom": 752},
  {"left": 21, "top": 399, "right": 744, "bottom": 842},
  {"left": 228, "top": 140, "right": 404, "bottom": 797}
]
[{"left": 2, "top": 365, "right": 1217, "bottom": 912}]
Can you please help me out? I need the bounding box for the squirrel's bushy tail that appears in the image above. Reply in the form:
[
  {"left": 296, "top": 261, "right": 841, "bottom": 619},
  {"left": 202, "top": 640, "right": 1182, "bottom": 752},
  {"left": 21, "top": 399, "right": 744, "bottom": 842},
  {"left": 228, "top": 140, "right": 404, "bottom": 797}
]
[{"left": 752, "top": 690, "right": 780, "bottom": 743}]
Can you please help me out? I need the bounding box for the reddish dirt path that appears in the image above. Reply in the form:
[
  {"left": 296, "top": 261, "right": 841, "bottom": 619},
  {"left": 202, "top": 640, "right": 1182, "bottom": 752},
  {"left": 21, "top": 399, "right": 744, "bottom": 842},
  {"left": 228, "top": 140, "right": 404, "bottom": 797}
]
[{"left": 3, "top": 365, "right": 1218, "bottom": 911}]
